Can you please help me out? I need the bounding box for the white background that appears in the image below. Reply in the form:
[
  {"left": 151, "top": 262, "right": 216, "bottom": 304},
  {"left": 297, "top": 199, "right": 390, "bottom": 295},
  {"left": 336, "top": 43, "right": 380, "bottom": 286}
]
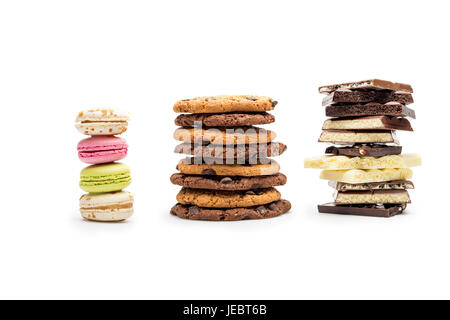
[{"left": 0, "top": 0, "right": 448, "bottom": 299}]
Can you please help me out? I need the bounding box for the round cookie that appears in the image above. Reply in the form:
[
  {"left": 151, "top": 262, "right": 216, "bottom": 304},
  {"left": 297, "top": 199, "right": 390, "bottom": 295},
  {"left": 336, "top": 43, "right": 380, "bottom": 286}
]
[
  {"left": 177, "top": 158, "right": 280, "bottom": 176},
  {"left": 175, "top": 112, "right": 275, "bottom": 127},
  {"left": 174, "top": 127, "right": 276, "bottom": 145},
  {"left": 174, "top": 142, "right": 287, "bottom": 160},
  {"left": 80, "top": 191, "right": 134, "bottom": 222},
  {"left": 78, "top": 136, "right": 128, "bottom": 164},
  {"left": 170, "top": 173, "right": 287, "bottom": 191},
  {"left": 171, "top": 199, "right": 291, "bottom": 221},
  {"left": 176, "top": 187, "right": 281, "bottom": 208},
  {"left": 80, "top": 162, "right": 131, "bottom": 193},
  {"left": 173, "top": 95, "right": 277, "bottom": 114},
  {"left": 75, "top": 109, "right": 129, "bottom": 136}
]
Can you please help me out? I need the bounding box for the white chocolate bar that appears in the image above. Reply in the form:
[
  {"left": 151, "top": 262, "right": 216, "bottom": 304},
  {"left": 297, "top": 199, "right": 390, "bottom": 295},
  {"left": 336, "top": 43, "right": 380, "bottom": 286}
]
[
  {"left": 318, "top": 130, "right": 394, "bottom": 143},
  {"left": 320, "top": 168, "right": 413, "bottom": 184},
  {"left": 335, "top": 190, "right": 411, "bottom": 204},
  {"left": 304, "top": 154, "right": 422, "bottom": 170}
]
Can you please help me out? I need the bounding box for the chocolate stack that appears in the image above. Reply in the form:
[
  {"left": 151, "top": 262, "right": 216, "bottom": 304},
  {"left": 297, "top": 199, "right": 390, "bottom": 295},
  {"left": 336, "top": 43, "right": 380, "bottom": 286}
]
[
  {"left": 170, "top": 95, "right": 291, "bottom": 221},
  {"left": 305, "top": 79, "right": 421, "bottom": 217}
]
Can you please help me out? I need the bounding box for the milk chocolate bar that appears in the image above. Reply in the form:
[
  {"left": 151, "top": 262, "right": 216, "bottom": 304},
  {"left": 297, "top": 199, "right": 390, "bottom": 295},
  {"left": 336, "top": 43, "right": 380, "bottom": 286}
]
[
  {"left": 322, "top": 116, "right": 413, "bottom": 131},
  {"left": 325, "top": 145, "right": 402, "bottom": 157},
  {"left": 319, "top": 130, "right": 395, "bottom": 143},
  {"left": 335, "top": 189, "right": 411, "bottom": 204},
  {"left": 319, "top": 79, "right": 413, "bottom": 94},
  {"left": 318, "top": 203, "right": 406, "bottom": 217},
  {"left": 326, "top": 102, "right": 416, "bottom": 119},
  {"left": 329, "top": 180, "right": 415, "bottom": 191},
  {"left": 322, "top": 90, "right": 413, "bottom": 106}
]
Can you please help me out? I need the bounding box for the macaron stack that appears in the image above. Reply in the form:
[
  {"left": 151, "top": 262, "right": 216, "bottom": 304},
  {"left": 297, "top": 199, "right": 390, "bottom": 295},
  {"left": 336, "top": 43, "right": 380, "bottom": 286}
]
[
  {"left": 170, "top": 95, "right": 291, "bottom": 221},
  {"left": 305, "top": 79, "right": 421, "bottom": 217},
  {"left": 75, "top": 109, "right": 133, "bottom": 221}
]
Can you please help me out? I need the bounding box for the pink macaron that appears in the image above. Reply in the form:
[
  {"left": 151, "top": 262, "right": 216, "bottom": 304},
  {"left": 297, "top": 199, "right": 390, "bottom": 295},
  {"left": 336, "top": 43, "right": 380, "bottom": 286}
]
[{"left": 77, "top": 136, "right": 128, "bottom": 164}]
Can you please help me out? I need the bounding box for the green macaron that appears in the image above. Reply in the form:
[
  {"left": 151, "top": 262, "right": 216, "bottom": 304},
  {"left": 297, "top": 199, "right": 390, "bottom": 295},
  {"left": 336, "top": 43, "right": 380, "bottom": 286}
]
[{"left": 80, "top": 163, "right": 131, "bottom": 193}]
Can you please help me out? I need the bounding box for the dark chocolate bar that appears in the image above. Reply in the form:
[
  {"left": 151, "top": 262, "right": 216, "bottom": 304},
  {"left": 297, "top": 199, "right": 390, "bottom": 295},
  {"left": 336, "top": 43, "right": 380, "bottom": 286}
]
[
  {"left": 318, "top": 203, "right": 406, "bottom": 217},
  {"left": 326, "top": 102, "right": 416, "bottom": 119},
  {"left": 329, "top": 180, "right": 415, "bottom": 192},
  {"left": 322, "top": 90, "right": 413, "bottom": 106},
  {"left": 318, "top": 79, "right": 413, "bottom": 94},
  {"left": 325, "top": 144, "right": 402, "bottom": 157}
]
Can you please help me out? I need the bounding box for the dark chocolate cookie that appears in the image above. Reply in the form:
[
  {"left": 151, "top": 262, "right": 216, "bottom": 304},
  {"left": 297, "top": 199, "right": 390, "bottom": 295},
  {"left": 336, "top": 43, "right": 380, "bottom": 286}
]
[
  {"left": 170, "top": 199, "right": 291, "bottom": 221},
  {"left": 170, "top": 173, "right": 287, "bottom": 191},
  {"left": 175, "top": 112, "right": 275, "bottom": 127},
  {"left": 174, "top": 142, "right": 287, "bottom": 159}
]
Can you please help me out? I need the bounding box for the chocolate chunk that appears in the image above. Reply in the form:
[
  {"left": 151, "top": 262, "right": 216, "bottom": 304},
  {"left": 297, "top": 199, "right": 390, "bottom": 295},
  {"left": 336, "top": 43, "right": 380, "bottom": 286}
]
[
  {"left": 219, "top": 177, "right": 233, "bottom": 184},
  {"left": 318, "top": 79, "right": 413, "bottom": 94},
  {"left": 322, "top": 116, "right": 413, "bottom": 131},
  {"left": 188, "top": 206, "right": 200, "bottom": 216},
  {"left": 322, "top": 90, "right": 414, "bottom": 106},
  {"left": 318, "top": 203, "right": 406, "bottom": 218},
  {"left": 201, "top": 169, "right": 217, "bottom": 175},
  {"left": 325, "top": 145, "right": 402, "bottom": 157},
  {"left": 268, "top": 203, "right": 279, "bottom": 211},
  {"left": 329, "top": 180, "right": 415, "bottom": 192},
  {"left": 256, "top": 206, "right": 267, "bottom": 215},
  {"left": 246, "top": 96, "right": 258, "bottom": 101},
  {"left": 325, "top": 102, "right": 416, "bottom": 119},
  {"left": 272, "top": 101, "right": 278, "bottom": 107}
]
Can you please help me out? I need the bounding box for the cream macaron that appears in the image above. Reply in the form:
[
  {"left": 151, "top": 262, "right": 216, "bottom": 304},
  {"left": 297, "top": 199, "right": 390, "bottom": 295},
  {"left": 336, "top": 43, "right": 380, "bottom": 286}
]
[
  {"left": 75, "top": 109, "right": 130, "bottom": 136},
  {"left": 80, "top": 191, "right": 134, "bottom": 222}
]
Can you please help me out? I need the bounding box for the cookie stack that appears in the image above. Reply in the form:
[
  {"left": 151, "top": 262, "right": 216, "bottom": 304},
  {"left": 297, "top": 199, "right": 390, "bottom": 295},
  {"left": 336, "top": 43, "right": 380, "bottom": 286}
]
[
  {"left": 170, "top": 95, "right": 291, "bottom": 221},
  {"left": 304, "top": 79, "right": 421, "bottom": 217},
  {"left": 75, "top": 109, "right": 133, "bottom": 222}
]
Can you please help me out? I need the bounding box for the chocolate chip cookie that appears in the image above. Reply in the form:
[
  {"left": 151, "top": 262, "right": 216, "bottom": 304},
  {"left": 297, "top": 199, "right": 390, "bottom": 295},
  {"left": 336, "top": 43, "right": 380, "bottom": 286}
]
[
  {"left": 176, "top": 187, "right": 281, "bottom": 208},
  {"left": 174, "top": 127, "right": 276, "bottom": 145},
  {"left": 175, "top": 112, "right": 275, "bottom": 127},
  {"left": 170, "top": 199, "right": 291, "bottom": 221},
  {"left": 177, "top": 158, "right": 280, "bottom": 176},
  {"left": 173, "top": 95, "right": 277, "bottom": 114},
  {"left": 174, "top": 142, "right": 287, "bottom": 159},
  {"left": 170, "top": 173, "right": 287, "bottom": 191}
]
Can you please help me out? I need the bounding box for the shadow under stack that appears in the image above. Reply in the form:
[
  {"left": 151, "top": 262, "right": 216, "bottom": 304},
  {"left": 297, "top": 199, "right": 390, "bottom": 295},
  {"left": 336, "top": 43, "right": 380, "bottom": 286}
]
[
  {"left": 305, "top": 79, "right": 421, "bottom": 217},
  {"left": 170, "top": 95, "right": 291, "bottom": 221}
]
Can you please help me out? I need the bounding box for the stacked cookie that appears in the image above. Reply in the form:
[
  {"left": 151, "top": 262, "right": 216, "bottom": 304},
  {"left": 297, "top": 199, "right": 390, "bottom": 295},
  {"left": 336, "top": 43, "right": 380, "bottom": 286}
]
[
  {"left": 305, "top": 79, "right": 421, "bottom": 217},
  {"left": 75, "top": 109, "right": 133, "bottom": 221},
  {"left": 170, "top": 95, "right": 291, "bottom": 221}
]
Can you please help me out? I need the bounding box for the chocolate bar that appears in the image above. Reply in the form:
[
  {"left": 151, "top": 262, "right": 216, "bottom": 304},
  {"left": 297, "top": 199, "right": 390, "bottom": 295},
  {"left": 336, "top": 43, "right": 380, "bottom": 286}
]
[
  {"left": 320, "top": 168, "right": 413, "bottom": 184},
  {"left": 318, "top": 79, "right": 413, "bottom": 94},
  {"left": 304, "top": 154, "right": 421, "bottom": 170},
  {"left": 318, "top": 203, "right": 406, "bottom": 217},
  {"left": 335, "top": 189, "right": 411, "bottom": 204},
  {"left": 326, "top": 102, "right": 416, "bottom": 119},
  {"left": 322, "top": 90, "right": 414, "bottom": 106},
  {"left": 325, "top": 145, "right": 402, "bottom": 157},
  {"left": 329, "top": 180, "right": 415, "bottom": 191},
  {"left": 322, "top": 116, "right": 413, "bottom": 131},
  {"left": 319, "top": 130, "right": 395, "bottom": 143}
]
